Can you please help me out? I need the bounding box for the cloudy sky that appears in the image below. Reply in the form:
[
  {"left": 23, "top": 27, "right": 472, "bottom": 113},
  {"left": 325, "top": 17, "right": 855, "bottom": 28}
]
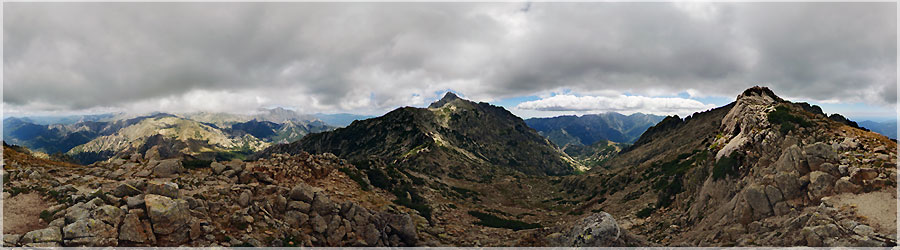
[{"left": 4, "top": 2, "right": 897, "bottom": 121}]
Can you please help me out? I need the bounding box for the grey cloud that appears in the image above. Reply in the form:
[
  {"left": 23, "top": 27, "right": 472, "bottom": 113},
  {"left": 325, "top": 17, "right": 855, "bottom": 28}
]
[{"left": 3, "top": 2, "right": 896, "bottom": 115}]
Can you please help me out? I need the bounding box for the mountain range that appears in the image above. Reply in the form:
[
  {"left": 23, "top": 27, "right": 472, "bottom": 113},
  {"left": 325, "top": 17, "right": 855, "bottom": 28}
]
[
  {"left": 525, "top": 113, "right": 665, "bottom": 146},
  {"left": 3, "top": 108, "right": 335, "bottom": 164},
  {"left": 3, "top": 87, "right": 896, "bottom": 247}
]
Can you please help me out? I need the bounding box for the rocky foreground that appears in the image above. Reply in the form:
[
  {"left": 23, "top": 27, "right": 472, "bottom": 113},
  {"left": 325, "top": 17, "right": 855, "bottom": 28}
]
[{"left": 2, "top": 149, "right": 421, "bottom": 247}]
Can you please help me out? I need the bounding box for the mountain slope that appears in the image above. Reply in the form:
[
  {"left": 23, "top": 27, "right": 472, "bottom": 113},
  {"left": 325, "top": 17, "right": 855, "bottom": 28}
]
[
  {"left": 564, "top": 86, "right": 897, "bottom": 247},
  {"left": 525, "top": 113, "right": 664, "bottom": 147},
  {"left": 261, "top": 92, "right": 578, "bottom": 176},
  {"left": 69, "top": 115, "right": 269, "bottom": 164}
]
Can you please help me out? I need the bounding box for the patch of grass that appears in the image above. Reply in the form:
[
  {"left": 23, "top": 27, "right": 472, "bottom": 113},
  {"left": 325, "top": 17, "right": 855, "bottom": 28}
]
[
  {"left": 712, "top": 151, "right": 740, "bottom": 180},
  {"left": 391, "top": 184, "right": 433, "bottom": 222},
  {"left": 468, "top": 211, "right": 542, "bottom": 231},
  {"left": 39, "top": 210, "right": 56, "bottom": 223},
  {"left": 768, "top": 105, "right": 812, "bottom": 134},
  {"left": 338, "top": 167, "right": 371, "bottom": 191},
  {"left": 182, "top": 159, "right": 212, "bottom": 169}
]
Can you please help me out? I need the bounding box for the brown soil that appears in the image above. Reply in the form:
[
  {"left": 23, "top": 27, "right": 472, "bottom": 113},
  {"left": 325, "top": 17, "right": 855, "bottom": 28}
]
[
  {"left": 3, "top": 192, "right": 54, "bottom": 234},
  {"left": 831, "top": 190, "right": 898, "bottom": 236}
]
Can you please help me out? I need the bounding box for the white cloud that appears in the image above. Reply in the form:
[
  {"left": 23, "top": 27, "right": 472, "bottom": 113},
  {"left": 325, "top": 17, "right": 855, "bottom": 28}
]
[{"left": 516, "top": 93, "right": 717, "bottom": 117}]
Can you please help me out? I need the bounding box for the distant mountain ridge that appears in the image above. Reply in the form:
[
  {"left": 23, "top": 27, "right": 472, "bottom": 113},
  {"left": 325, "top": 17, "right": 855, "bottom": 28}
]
[
  {"left": 3, "top": 108, "right": 334, "bottom": 164},
  {"left": 525, "top": 113, "right": 665, "bottom": 147},
  {"left": 859, "top": 120, "right": 897, "bottom": 140}
]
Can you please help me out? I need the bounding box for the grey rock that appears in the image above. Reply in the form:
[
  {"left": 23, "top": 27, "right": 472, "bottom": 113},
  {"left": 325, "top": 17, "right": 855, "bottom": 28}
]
[
  {"left": 152, "top": 158, "right": 185, "bottom": 178},
  {"left": 21, "top": 227, "right": 62, "bottom": 244},
  {"left": 238, "top": 190, "right": 252, "bottom": 207},
  {"left": 126, "top": 195, "right": 146, "bottom": 208},
  {"left": 284, "top": 210, "right": 309, "bottom": 228},
  {"left": 853, "top": 224, "right": 875, "bottom": 237},
  {"left": 808, "top": 171, "right": 836, "bottom": 200},
  {"left": 566, "top": 212, "right": 620, "bottom": 247},
  {"left": 62, "top": 219, "right": 118, "bottom": 246},
  {"left": 112, "top": 183, "right": 142, "bottom": 198},
  {"left": 850, "top": 168, "right": 879, "bottom": 184},
  {"left": 744, "top": 185, "right": 772, "bottom": 218},
  {"left": 211, "top": 162, "right": 226, "bottom": 174},
  {"left": 804, "top": 142, "right": 838, "bottom": 171},
  {"left": 226, "top": 159, "right": 244, "bottom": 172},
  {"left": 119, "top": 213, "right": 153, "bottom": 243},
  {"left": 289, "top": 183, "right": 318, "bottom": 202},
  {"left": 834, "top": 177, "right": 861, "bottom": 194},
  {"left": 3, "top": 234, "right": 21, "bottom": 246},
  {"left": 274, "top": 195, "right": 287, "bottom": 213},
  {"left": 819, "top": 163, "right": 840, "bottom": 177},
  {"left": 66, "top": 202, "right": 97, "bottom": 224},
  {"left": 775, "top": 145, "right": 806, "bottom": 174},
  {"left": 311, "top": 192, "right": 337, "bottom": 215},
  {"left": 288, "top": 201, "right": 311, "bottom": 213},
  {"left": 775, "top": 173, "right": 804, "bottom": 199},
  {"left": 92, "top": 205, "right": 125, "bottom": 226},
  {"left": 311, "top": 215, "right": 328, "bottom": 234},
  {"left": 146, "top": 181, "right": 179, "bottom": 198},
  {"left": 145, "top": 194, "right": 190, "bottom": 235},
  {"left": 764, "top": 185, "right": 784, "bottom": 205}
]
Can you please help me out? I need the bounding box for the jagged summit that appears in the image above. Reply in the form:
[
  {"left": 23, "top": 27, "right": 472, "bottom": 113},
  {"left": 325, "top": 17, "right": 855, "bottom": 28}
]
[
  {"left": 737, "top": 86, "right": 783, "bottom": 103},
  {"left": 428, "top": 92, "right": 463, "bottom": 108}
]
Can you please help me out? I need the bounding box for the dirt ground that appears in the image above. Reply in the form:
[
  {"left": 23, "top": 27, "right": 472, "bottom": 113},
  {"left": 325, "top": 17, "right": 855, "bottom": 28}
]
[
  {"left": 3, "top": 192, "right": 54, "bottom": 234},
  {"left": 831, "top": 190, "right": 898, "bottom": 236}
]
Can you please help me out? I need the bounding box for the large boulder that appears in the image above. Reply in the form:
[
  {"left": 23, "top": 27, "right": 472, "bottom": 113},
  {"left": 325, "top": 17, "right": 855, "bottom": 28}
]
[
  {"left": 383, "top": 213, "right": 418, "bottom": 246},
  {"left": 775, "top": 145, "right": 806, "bottom": 174},
  {"left": 144, "top": 194, "right": 190, "bottom": 235},
  {"left": 152, "top": 159, "right": 185, "bottom": 178},
  {"left": 743, "top": 185, "right": 773, "bottom": 218},
  {"left": 775, "top": 173, "right": 804, "bottom": 200},
  {"left": 62, "top": 219, "right": 118, "bottom": 246},
  {"left": 564, "top": 212, "right": 623, "bottom": 247},
  {"left": 804, "top": 142, "right": 837, "bottom": 171},
  {"left": 808, "top": 171, "right": 836, "bottom": 200},
  {"left": 20, "top": 227, "right": 62, "bottom": 245}
]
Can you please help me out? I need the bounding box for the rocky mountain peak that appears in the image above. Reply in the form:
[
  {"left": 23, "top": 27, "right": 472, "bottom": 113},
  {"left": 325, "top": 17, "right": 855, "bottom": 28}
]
[
  {"left": 736, "top": 86, "right": 783, "bottom": 104},
  {"left": 428, "top": 92, "right": 462, "bottom": 108}
]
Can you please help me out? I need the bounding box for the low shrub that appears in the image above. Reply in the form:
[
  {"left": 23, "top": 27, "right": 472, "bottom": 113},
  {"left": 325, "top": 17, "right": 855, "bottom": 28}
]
[{"left": 468, "top": 211, "right": 542, "bottom": 231}]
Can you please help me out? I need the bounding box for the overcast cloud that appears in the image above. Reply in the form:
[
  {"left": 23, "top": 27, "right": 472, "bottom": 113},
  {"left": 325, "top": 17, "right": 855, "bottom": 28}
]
[{"left": 3, "top": 2, "right": 896, "bottom": 117}]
